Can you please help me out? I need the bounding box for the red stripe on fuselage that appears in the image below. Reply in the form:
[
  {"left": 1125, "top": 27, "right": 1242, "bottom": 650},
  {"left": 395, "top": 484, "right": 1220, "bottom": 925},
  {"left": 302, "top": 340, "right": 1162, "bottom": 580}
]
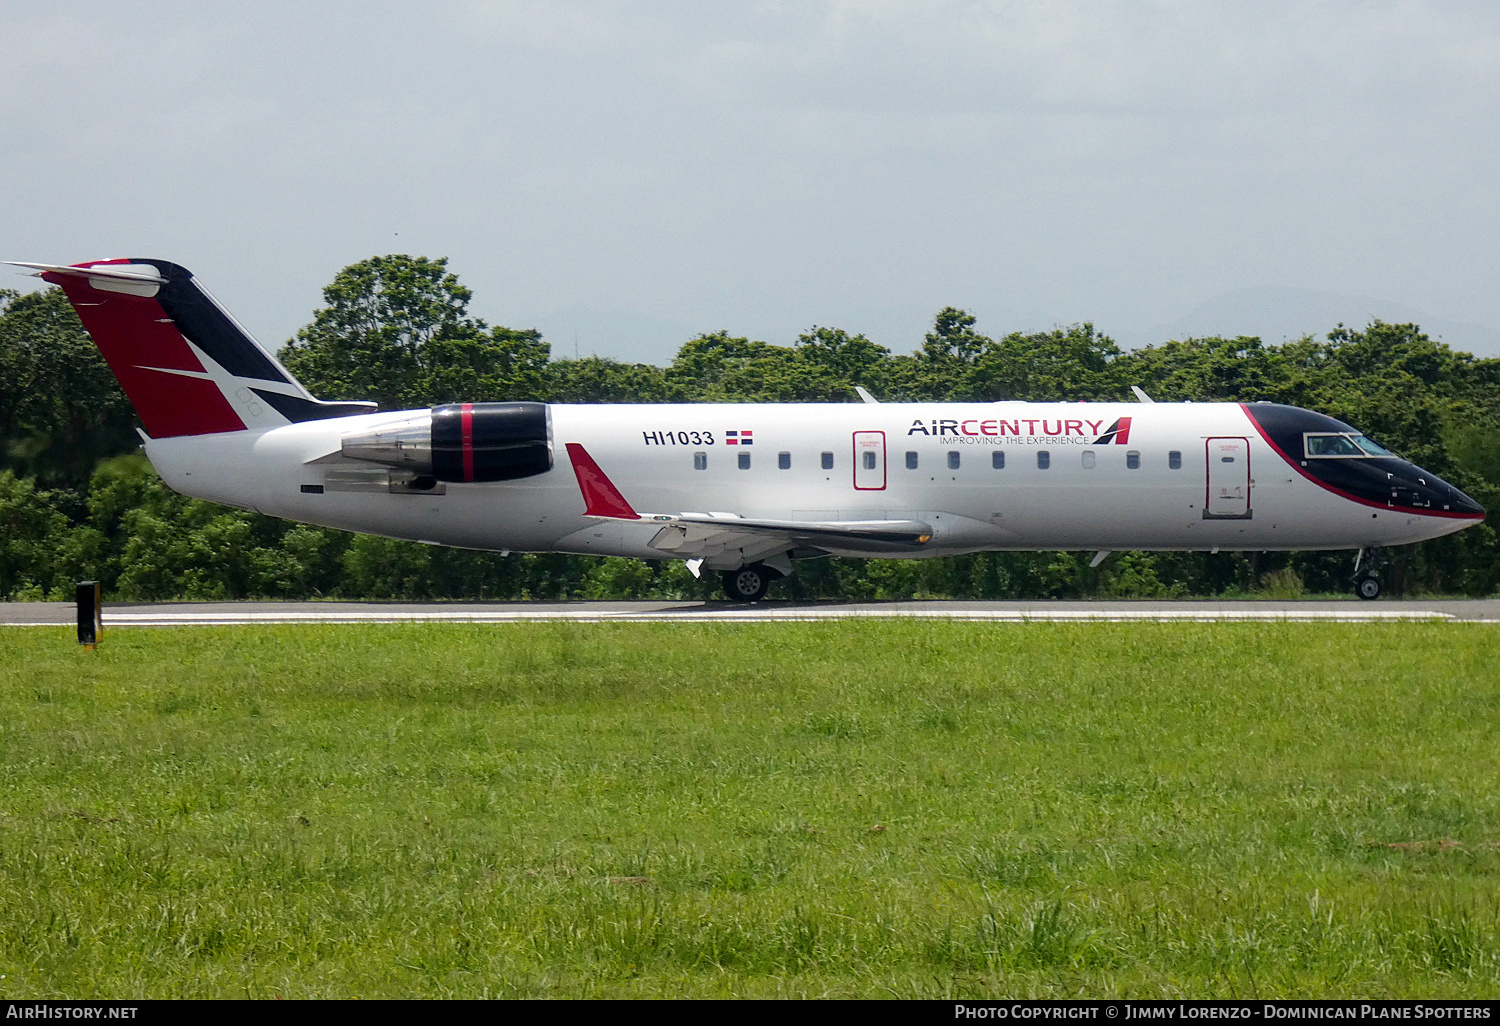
[
  {"left": 461, "top": 403, "right": 475, "bottom": 482},
  {"left": 1240, "top": 403, "right": 1482, "bottom": 520}
]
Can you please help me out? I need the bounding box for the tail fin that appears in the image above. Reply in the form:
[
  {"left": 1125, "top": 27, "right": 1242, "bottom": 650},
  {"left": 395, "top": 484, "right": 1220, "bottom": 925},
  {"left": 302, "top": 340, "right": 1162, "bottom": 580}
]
[{"left": 8, "top": 259, "right": 375, "bottom": 438}]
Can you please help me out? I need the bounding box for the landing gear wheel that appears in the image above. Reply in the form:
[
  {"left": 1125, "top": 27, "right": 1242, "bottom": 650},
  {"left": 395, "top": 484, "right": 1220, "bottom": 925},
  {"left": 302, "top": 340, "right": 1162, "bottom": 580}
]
[
  {"left": 1352, "top": 547, "right": 1388, "bottom": 601},
  {"left": 722, "top": 564, "right": 772, "bottom": 603}
]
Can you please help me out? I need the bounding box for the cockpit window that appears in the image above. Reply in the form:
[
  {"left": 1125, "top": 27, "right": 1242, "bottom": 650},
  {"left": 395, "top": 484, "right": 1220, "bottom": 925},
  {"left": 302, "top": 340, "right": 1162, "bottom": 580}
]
[
  {"left": 1351, "top": 435, "right": 1394, "bottom": 457},
  {"left": 1304, "top": 433, "right": 1393, "bottom": 459},
  {"left": 1306, "top": 434, "right": 1362, "bottom": 457}
]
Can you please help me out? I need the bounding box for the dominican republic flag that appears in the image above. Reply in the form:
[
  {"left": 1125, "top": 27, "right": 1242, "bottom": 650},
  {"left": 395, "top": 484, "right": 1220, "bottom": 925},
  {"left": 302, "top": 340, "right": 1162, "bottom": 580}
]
[{"left": 725, "top": 430, "right": 753, "bottom": 445}]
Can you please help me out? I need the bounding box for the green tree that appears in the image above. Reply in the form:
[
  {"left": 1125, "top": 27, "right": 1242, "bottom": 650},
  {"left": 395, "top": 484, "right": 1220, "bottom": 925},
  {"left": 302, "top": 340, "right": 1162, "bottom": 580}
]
[
  {"left": 423, "top": 327, "right": 551, "bottom": 404},
  {"left": 0, "top": 288, "right": 136, "bottom": 487},
  {"left": 547, "top": 356, "right": 670, "bottom": 403},
  {"left": 1115, "top": 335, "right": 1298, "bottom": 404},
  {"left": 280, "top": 255, "right": 549, "bottom": 410},
  {"left": 664, "top": 332, "right": 790, "bottom": 401},
  {"left": 904, "top": 307, "right": 991, "bottom": 400},
  {"left": 0, "top": 471, "right": 69, "bottom": 598},
  {"left": 792, "top": 326, "right": 892, "bottom": 399},
  {"left": 660, "top": 327, "right": 899, "bottom": 404},
  {"left": 962, "top": 323, "right": 1122, "bottom": 401}
]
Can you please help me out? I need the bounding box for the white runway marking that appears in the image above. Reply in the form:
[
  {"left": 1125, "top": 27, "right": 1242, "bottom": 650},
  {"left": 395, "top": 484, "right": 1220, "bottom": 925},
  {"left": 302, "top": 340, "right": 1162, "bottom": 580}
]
[
  {"left": 3, "top": 601, "right": 1489, "bottom": 627},
  {"left": 99, "top": 610, "right": 1451, "bottom": 625}
]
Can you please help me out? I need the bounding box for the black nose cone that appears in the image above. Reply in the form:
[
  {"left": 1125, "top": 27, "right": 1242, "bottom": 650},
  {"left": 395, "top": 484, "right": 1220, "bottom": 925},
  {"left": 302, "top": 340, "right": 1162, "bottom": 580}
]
[
  {"left": 1391, "top": 461, "right": 1486, "bottom": 519},
  {"left": 1452, "top": 487, "right": 1486, "bottom": 518},
  {"left": 1424, "top": 470, "right": 1486, "bottom": 518}
]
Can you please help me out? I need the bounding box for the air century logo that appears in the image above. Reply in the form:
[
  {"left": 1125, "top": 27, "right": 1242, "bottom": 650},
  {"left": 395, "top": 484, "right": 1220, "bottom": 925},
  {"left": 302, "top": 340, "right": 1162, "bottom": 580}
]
[{"left": 1093, "top": 417, "right": 1132, "bottom": 445}]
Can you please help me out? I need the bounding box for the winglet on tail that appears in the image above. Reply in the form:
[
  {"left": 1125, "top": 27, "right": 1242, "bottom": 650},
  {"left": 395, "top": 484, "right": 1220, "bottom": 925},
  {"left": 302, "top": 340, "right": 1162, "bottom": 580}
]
[
  {"left": 8, "top": 259, "right": 374, "bottom": 438},
  {"left": 565, "top": 443, "right": 640, "bottom": 520}
]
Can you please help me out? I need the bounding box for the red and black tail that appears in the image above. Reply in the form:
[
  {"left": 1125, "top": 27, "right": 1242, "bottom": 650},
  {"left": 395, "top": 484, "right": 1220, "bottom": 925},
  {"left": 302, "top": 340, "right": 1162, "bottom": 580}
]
[{"left": 8, "top": 259, "right": 374, "bottom": 438}]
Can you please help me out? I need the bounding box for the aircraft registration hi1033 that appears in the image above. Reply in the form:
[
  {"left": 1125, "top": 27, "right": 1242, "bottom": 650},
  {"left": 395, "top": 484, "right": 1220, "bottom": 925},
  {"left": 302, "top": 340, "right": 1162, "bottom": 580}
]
[{"left": 11, "top": 258, "right": 1485, "bottom": 602}]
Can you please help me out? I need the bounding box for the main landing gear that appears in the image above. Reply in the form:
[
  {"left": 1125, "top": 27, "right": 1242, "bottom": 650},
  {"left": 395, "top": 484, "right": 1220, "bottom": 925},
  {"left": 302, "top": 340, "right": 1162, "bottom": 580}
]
[
  {"left": 722, "top": 564, "right": 777, "bottom": 603},
  {"left": 1352, "top": 547, "right": 1388, "bottom": 601}
]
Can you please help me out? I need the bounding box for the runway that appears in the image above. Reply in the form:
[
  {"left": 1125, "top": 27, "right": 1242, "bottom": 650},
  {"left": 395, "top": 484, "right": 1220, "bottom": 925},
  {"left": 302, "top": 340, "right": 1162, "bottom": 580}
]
[{"left": 5, "top": 598, "right": 1500, "bottom": 626}]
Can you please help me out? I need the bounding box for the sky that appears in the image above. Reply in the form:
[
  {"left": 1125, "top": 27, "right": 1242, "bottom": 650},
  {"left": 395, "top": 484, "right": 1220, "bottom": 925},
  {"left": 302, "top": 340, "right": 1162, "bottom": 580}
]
[{"left": 5, "top": 1, "right": 1500, "bottom": 363}]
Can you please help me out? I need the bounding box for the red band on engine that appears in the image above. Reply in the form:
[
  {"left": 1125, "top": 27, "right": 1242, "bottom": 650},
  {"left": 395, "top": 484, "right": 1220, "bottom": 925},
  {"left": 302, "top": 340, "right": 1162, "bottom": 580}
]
[{"left": 461, "top": 403, "right": 475, "bottom": 482}]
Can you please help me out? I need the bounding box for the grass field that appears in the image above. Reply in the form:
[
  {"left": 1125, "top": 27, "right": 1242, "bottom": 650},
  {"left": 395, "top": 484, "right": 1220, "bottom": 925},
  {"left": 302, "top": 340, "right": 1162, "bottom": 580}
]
[{"left": 1, "top": 621, "right": 1498, "bottom": 999}]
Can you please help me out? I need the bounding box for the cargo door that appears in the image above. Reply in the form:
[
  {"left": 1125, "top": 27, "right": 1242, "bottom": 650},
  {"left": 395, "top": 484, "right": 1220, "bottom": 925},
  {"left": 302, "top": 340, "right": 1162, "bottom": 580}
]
[
  {"left": 853, "top": 431, "right": 886, "bottom": 491},
  {"left": 1204, "top": 436, "right": 1251, "bottom": 519}
]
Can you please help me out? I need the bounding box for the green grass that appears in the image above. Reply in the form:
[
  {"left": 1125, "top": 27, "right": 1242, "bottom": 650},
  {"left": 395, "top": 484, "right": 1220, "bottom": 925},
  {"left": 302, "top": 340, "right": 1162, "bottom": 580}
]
[{"left": 1, "top": 622, "right": 1498, "bottom": 998}]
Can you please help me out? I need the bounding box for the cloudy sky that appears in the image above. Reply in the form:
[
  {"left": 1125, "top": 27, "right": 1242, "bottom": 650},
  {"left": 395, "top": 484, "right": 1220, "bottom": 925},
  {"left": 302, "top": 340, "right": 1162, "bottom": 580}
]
[{"left": 5, "top": 1, "right": 1499, "bottom": 362}]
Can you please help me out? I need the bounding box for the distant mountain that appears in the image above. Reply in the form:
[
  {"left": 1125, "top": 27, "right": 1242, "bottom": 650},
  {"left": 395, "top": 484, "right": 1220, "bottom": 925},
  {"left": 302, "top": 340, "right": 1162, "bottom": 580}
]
[
  {"left": 521, "top": 305, "right": 701, "bottom": 366},
  {"left": 1125, "top": 286, "right": 1500, "bottom": 358}
]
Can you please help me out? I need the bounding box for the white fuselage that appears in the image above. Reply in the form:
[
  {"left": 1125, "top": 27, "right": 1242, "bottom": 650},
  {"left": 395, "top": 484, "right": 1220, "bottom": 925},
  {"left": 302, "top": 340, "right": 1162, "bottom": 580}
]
[{"left": 143, "top": 401, "right": 1475, "bottom": 561}]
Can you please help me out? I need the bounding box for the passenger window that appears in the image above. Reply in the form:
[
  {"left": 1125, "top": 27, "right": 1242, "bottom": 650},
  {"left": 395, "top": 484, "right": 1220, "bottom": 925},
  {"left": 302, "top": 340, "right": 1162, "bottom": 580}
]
[
  {"left": 738, "top": 452, "right": 751, "bottom": 470},
  {"left": 906, "top": 451, "right": 918, "bottom": 470},
  {"left": 693, "top": 452, "right": 707, "bottom": 471},
  {"left": 821, "top": 451, "right": 834, "bottom": 470},
  {"left": 1037, "top": 451, "right": 1050, "bottom": 470},
  {"left": 947, "top": 451, "right": 960, "bottom": 470},
  {"left": 862, "top": 451, "right": 876, "bottom": 471},
  {"left": 1169, "top": 450, "right": 1182, "bottom": 470},
  {"left": 1126, "top": 450, "right": 1140, "bottom": 470},
  {"left": 992, "top": 451, "right": 1005, "bottom": 470},
  {"left": 778, "top": 451, "right": 791, "bottom": 470},
  {"left": 1081, "top": 450, "right": 1095, "bottom": 469}
]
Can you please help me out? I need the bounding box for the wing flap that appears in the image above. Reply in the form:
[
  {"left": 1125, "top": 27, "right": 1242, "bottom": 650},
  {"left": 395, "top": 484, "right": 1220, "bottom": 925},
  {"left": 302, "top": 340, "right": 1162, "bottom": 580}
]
[{"left": 642, "top": 513, "right": 933, "bottom": 556}]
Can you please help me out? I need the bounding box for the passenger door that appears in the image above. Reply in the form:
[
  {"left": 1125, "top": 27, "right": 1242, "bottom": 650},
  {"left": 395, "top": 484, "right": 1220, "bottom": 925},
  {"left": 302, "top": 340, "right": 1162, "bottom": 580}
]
[
  {"left": 853, "top": 431, "right": 886, "bottom": 491},
  {"left": 1204, "top": 437, "right": 1251, "bottom": 518}
]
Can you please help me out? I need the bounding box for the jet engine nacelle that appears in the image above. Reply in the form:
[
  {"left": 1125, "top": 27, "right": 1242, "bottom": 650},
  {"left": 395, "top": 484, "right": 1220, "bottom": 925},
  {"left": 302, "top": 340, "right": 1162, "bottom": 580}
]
[{"left": 341, "top": 402, "right": 552, "bottom": 482}]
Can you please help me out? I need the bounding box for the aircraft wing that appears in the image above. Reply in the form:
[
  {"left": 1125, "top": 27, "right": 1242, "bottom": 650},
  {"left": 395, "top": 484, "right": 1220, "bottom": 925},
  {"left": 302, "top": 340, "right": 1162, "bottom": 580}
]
[
  {"left": 640, "top": 512, "right": 933, "bottom": 556},
  {"left": 563, "top": 442, "right": 933, "bottom": 559}
]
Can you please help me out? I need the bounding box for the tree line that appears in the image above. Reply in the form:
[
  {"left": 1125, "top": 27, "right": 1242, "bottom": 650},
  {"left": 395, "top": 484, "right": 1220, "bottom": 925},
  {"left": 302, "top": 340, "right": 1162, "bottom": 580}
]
[{"left": 4, "top": 254, "right": 1499, "bottom": 602}]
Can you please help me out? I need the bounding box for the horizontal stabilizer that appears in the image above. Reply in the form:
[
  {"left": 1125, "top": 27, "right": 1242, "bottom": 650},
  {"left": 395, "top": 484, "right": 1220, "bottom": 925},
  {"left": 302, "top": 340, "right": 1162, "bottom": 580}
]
[{"left": 9, "top": 260, "right": 166, "bottom": 295}]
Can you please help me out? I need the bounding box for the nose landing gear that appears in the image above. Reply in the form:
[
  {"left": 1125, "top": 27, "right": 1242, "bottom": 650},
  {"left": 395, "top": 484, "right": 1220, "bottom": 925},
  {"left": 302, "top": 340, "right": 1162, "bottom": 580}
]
[{"left": 1352, "top": 547, "right": 1388, "bottom": 600}]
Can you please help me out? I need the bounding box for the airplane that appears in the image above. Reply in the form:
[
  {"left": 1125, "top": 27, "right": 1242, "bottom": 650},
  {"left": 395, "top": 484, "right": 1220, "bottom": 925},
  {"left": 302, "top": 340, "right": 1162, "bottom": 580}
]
[{"left": 10, "top": 258, "right": 1486, "bottom": 602}]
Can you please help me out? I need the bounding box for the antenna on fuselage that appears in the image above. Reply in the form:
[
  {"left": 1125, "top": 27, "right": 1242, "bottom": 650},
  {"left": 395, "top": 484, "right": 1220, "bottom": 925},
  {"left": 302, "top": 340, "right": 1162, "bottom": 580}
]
[
  {"left": 1131, "top": 386, "right": 1155, "bottom": 404},
  {"left": 855, "top": 386, "right": 880, "bottom": 404}
]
